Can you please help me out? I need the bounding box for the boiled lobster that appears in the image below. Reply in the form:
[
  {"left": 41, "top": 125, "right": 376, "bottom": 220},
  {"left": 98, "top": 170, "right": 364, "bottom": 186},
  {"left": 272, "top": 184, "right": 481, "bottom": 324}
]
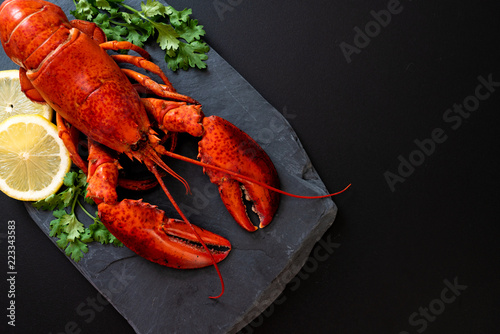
[{"left": 0, "top": 0, "right": 346, "bottom": 297}]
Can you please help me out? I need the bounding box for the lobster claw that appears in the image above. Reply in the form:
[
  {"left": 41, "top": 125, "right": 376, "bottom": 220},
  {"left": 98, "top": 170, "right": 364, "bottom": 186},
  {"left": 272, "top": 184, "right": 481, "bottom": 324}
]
[
  {"left": 198, "top": 116, "right": 280, "bottom": 232},
  {"left": 98, "top": 199, "right": 231, "bottom": 269}
]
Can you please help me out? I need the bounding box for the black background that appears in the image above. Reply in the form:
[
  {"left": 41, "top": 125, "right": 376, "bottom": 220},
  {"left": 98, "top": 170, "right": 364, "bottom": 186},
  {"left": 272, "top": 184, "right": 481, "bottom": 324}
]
[{"left": 1, "top": 0, "right": 500, "bottom": 333}]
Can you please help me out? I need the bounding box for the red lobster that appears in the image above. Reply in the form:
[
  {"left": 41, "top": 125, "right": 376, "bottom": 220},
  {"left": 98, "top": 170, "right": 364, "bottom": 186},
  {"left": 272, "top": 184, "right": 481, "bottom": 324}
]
[{"left": 0, "top": 0, "right": 346, "bottom": 297}]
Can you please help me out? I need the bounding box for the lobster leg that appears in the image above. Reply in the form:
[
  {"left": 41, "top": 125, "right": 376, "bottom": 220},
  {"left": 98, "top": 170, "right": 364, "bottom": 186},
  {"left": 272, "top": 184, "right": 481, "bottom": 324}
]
[
  {"left": 86, "top": 139, "right": 120, "bottom": 204},
  {"left": 121, "top": 68, "right": 197, "bottom": 103},
  {"left": 19, "top": 68, "right": 45, "bottom": 103},
  {"left": 99, "top": 40, "right": 151, "bottom": 59},
  {"left": 70, "top": 19, "right": 106, "bottom": 44},
  {"left": 142, "top": 99, "right": 204, "bottom": 137},
  {"left": 70, "top": 20, "right": 151, "bottom": 62},
  {"left": 86, "top": 139, "right": 231, "bottom": 269},
  {"left": 111, "top": 54, "right": 176, "bottom": 92},
  {"left": 56, "top": 114, "right": 88, "bottom": 174},
  {"left": 56, "top": 116, "right": 159, "bottom": 191}
]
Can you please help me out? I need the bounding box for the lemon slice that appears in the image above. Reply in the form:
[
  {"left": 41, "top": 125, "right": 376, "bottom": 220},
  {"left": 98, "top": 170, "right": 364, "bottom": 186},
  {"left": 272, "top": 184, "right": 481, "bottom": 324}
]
[
  {"left": 0, "top": 114, "right": 71, "bottom": 201},
  {"left": 0, "top": 69, "right": 52, "bottom": 123}
]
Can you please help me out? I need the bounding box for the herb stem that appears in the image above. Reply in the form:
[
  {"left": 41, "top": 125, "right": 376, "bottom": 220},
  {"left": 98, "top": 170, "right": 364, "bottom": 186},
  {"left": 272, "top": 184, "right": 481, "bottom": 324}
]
[
  {"left": 70, "top": 188, "right": 81, "bottom": 214},
  {"left": 121, "top": 4, "right": 156, "bottom": 26},
  {"left": 122, "top": 4, "right": 143, "bottom": 18},
  {"left": 110, "top": 20, "right": 149, "bottom": 35},
  {"left": 77, "top": 200, "right": 96, "bottom": 220}
]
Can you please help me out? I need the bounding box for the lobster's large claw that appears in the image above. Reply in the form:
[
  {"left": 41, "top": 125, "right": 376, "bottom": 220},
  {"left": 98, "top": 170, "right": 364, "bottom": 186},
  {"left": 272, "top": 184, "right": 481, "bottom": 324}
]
[
  {"left": 198, "top": 116, "right": 280, "bottom": 232},
  {"left": 98, "top": 199, "right": 231, "bottom": 269}
]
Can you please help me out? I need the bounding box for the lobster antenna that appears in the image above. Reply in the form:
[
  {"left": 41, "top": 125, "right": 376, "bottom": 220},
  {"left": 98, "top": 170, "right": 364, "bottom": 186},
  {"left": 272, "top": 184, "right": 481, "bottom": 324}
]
[
  {"left": 150, "top": 165, "right": 225, "bottom": 299},
  {"left": 144, "top": 149, "right": 224, "bottom": 299},
  {"left": 162, "top": 150, "right": 351, "bottom": 198},
  {"left": 137, "top": 143, "right": 192, "bottom": 194},
  {"left": 156, "top": 162, "right": 191, "bottom": 194}
]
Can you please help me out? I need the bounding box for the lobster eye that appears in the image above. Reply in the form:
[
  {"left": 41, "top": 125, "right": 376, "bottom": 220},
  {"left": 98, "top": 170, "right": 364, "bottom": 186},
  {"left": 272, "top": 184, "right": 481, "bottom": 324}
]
[{"left": 131, "top": 135, "right": 149, "bottom": 151}]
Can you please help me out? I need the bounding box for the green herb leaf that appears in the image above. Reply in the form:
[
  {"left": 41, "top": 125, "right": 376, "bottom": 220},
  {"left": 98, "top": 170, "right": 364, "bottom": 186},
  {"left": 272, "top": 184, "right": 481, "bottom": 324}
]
[
  {"left": 65, "top": 239, "right": 89, "bottom": 262},
  {"left": 140, "top": 0, "right": 167, "bottom": 17},
  {"left": 72, "top": 0, "right": 99, "bottom": 21},
  {"left": 63, "top": 171, "right": 77, "bottom": 187},
  {"left": 49, "top": 217, "right": 65, "bottom": 237},
  {"left": 71, "top": 0, "right": 209, "bottom": 71},
  {"left": 96, "top": 0, "right": 112, "bottom": 10},
  {"left": 176, "top": 18, "right": 206, "bottom": 44},
  {"left": 34, "top": 169, "right": 122, "bottom": 262},
  {"left": 152, "top": 21, "right": 179, "bottom": 51},
  {"left": 56, "top": 232, "right": 69, "bottom": 249},
  {"left": 167, "top": 40, "right": 209, "bottom": 71},
  {"left": 33, "top": 193, "right": 59, "bottom": 210},
  {"left": 62, "top": 213, "right": 85, "bottom": 242}
]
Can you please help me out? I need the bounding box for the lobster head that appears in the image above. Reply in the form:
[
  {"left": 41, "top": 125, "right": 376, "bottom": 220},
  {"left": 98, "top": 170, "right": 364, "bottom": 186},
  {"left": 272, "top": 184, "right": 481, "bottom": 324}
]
[{"left": 0, "top": 0, "right": 71, "bottom": 68}]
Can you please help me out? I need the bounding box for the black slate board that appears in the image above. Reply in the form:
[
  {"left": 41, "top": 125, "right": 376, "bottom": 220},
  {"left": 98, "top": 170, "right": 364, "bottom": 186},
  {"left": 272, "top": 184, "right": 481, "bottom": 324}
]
[{"left": 0, "top": 1, "right": 337, "bottom": 333}]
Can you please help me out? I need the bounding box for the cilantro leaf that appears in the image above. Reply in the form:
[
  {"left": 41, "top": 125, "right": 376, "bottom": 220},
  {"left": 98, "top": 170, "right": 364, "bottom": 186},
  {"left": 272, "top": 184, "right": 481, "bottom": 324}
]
[
  {"left": 151, "top": 21, "right": 179, "bottom": 52},
  {"left": 126, "top": 27, "right": 150, "bottom": 48},
  {"left": 109, "top": 233, "right": 123, "bottom": 246},
  {"left": 87, "top": 220, "right": 111, "bottom": 244},
  {"left": 59, "top": 187, "right": 76, "bottom": 208},
  {"left": 167, "top": 40, "right": 209, "bottom": 71},
  {"left": 53, "top": 209, "right": 67, "bottom": 219},
  {"left": 140, "top": 0, "right": 167, "bottom": 18},
  {"left": 63, "top": 171, "right": 77, "bottom": 187},
  {"left": 96, "top": 0, "right": 112, "bottom": 10},
  {"left": 49, "top": 217, "right": 65, "bottom": 237},
  {"left": 80, "top": 227, "right": 94, "bottom": 243},
  {"left": 34, "top": 169, "right": 122, "bottom": 262},
  {"left": 71, "top": 0, "right": 99, "bottom": 21},
  {"left": 176, "top": 18, "right": 206, "bottom": 44},
  {"left": 71, "top": 0, "right": 209, "bottom": 71},
  {"left": 33, "top": 193, "right": 59, "bottom": 210},
  {"left": 65, "top": 239, "right": 89, "bottom": 262},
  {"left": 77, "top": 171, "right": 88, "bottom": 188},
  {"left": 62, "top": 213, "right": 85, "bottom": 242},
  {"left": 165, "top": 6, "right": 191, "bottom": 26},
  {"left": 56, "top": 232, "right": 69, "bottom": 250}
]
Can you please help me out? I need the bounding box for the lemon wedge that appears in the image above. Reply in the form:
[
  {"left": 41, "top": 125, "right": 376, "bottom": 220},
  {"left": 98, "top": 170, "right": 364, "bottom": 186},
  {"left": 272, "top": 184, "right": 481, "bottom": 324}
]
[
  {"left": 0, "top": 69, "right": 52, "bottom": 123},
  {"left": 0, "top": 114, "right": 71, "bottom": 201}
]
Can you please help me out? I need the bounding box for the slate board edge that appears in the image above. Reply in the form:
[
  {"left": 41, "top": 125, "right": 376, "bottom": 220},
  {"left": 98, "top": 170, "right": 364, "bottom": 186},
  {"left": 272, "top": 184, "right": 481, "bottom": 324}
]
[
  {"left": 17, "top": 0, "right": 340, "bottom": 331},
  {"left": 229, "top": 205, "right": 338, "bottom": 334},
  {"left": 25, "top": 200, "right": 338, "bottom": 334},
  {"left": 21, "top": 49, "right": 340, "bottom": 334}
]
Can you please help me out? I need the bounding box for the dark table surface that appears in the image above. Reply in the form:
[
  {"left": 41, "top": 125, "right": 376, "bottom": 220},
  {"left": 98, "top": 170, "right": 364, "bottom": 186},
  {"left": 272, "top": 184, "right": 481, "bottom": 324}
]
[{"left": 1, "top": 1, "right": 499, "bottom": 333}]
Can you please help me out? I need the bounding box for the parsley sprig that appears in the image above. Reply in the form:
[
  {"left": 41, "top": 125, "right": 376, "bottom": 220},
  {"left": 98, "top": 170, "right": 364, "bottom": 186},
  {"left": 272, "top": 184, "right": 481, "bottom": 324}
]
[
  {"left": 33, "top": 170, "right": 123, "bottom": 262},
  {"left": 71, "top": 0, "right": 209, "bottom": 71}
]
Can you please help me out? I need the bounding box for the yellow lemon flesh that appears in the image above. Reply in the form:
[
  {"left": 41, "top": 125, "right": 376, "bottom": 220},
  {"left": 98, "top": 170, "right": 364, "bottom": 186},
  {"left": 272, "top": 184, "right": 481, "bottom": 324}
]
[
  {"left": 0, "top": 69, "right": 52, "bottom": 123},
  {"left": 0, "top": 114, "right": 71, "bottom": 201}
]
